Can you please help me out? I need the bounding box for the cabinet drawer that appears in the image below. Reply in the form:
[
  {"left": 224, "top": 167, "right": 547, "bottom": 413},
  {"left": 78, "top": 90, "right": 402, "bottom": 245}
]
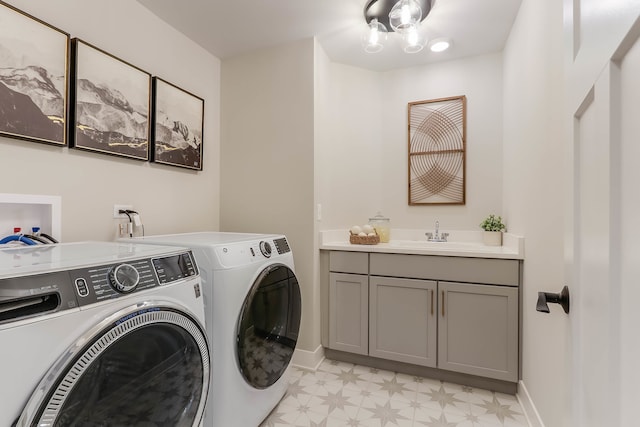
[
  {"left": 329, "top": 251, "right": 369, "bottom": 274},
  {"left": 370, "top": 253, "right": 519, "bottom": 286}
]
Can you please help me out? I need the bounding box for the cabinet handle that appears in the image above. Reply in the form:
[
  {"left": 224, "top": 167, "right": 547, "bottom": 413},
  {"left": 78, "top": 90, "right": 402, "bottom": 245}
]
[
  {"left": 441, "top": 290, "right": 445, "bottom": 317},
  {"left": 430, "top": 289, "right": 434, "bottom": 315}
]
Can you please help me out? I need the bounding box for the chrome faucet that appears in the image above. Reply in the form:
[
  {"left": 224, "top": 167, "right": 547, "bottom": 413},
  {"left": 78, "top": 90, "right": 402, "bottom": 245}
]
[{"left": 425, "top": 221, "right": 449, "bottom": 242}]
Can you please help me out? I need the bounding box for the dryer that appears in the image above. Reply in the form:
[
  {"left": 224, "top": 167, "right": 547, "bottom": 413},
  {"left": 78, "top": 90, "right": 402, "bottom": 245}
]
[
  {"left": 129, "top": 232, "right": 302, "bottom": 427},
  {"left": 0, "top": 241, "right": 210, "bottom": 427}
]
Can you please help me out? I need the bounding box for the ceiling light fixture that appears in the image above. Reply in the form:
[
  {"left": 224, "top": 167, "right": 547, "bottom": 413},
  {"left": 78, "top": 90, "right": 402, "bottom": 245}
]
[
  {"left": 429, "top": 37, "right": 451, "bottom": 52},
  {"left": 362, "top": 0, "right": 433, "bottom": 54}
]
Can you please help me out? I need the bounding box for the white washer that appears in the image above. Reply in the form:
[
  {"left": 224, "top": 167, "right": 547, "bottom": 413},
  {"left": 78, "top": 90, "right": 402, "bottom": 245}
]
[
  {"left": 0, "top": 241, "right": 210, "bottom": 427},
  {"left": 129, "top": 232, "right": 302, "bottom": 427}
]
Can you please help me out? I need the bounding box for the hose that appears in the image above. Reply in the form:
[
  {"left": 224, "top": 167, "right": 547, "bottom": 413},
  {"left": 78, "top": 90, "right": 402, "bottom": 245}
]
[
  {"left": 24, "top": 234, "right": 51, "bottom": 244},
  {"left": 0, "top": 235, "right": 38, "bottom": 245},
  {"left": 39, "top": 233, "right": 59, "bottom": 244}
]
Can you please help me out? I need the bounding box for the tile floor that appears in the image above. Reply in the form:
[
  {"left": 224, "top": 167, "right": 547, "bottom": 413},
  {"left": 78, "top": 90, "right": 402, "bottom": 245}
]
[{"left": 261, "top": 359, "right": 529, "bottom": 427}]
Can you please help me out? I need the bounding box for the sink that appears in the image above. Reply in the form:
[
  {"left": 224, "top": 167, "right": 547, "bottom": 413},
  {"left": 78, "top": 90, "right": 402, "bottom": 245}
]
[{"left": 387, "top": 240, "right": 482, "bottom": 250}]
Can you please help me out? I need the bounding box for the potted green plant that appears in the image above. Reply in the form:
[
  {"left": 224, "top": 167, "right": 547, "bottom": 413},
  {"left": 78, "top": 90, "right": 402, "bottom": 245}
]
[{"left": 480, "top": 214, "right": 506, "bottom": 246}]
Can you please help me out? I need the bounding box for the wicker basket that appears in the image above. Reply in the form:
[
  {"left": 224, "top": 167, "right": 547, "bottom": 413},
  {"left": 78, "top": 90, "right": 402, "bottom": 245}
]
[{"left": 349, "top": 231, "right": 380, "bottom": 245}]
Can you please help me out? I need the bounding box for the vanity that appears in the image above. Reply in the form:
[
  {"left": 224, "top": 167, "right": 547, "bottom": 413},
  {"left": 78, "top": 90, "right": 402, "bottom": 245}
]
[{"left": 319, "top": 229, "right": 524, "bottom": 394}]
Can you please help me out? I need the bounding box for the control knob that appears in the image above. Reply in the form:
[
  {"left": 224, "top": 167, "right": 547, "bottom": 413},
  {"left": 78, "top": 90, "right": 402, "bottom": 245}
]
[
  {"left": 259, "top": 241, "right": 272, "bottom": 258},
  {"left": 108, "top": 263, "right": 140, "bottom": 293}
]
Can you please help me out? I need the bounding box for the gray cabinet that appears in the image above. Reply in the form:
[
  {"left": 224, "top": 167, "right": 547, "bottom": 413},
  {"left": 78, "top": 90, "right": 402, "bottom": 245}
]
[
  {"left": 438, "top": 281, "right": 518, "bottom": 382},
  {"left": 329, "top": 272, "right": 368, "bottom": 355},
  {"left": 369, "top": 276, "right": 437, "bottom": 367},
  {"left": 325, "top": 250, "right": 521, "bottom": 384}
]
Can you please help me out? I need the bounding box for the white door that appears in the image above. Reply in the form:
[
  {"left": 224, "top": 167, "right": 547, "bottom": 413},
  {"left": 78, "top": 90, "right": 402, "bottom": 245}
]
[{"left": 564, "top": 1, "right": 640, "bottom": 425}]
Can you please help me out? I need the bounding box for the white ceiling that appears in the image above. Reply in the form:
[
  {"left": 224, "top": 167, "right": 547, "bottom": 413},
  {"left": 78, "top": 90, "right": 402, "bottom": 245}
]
[{"left": 136, "top": 0, "right": 522, "bottom": 72}]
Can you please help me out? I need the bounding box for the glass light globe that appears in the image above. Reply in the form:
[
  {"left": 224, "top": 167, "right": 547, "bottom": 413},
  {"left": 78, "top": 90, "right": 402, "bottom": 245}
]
[
  {"left": 402, "top": 25, "right": 425, "bottom": 53},
  {"left": 389, "top": 0, "right": 422, "bottom": 34},
  {"left": 362, "top": 18, "right": 388, "bottom": 53}
]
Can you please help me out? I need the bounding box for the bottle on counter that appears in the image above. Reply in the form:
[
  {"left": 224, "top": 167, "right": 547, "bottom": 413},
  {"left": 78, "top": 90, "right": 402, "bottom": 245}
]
[{"left": 369, "top": 212, "right": 391, "bottom": 243}]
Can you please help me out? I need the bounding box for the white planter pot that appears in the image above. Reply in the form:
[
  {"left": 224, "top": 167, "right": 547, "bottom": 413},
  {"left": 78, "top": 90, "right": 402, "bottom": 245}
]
[{"left": 483, "top": 231, "right": 503, "bottom": 246}]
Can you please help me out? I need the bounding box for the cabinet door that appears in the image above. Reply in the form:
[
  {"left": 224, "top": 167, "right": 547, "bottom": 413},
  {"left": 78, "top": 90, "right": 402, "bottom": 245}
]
[
  {"left": 329, "top": 273, "right": 368, "bottom": 354},
  {"left": 438, "top": 282, "right": 518, "bottom": 382},
  {"left": 369, "top": 276, "right": 437, "bottom": 367}
]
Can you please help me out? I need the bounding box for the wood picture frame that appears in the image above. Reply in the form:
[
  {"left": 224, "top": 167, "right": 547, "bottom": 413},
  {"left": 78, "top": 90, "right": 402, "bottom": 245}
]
[
  {"left": 0, "top": 1, "right": 69, "bottom": 146},
  {"left": 70, "top": 38, "right": 151, "bottom": 161},
  {"left": 151, "top": 77, "right": 204, "bottom": 171},
  {"left": 408, "top": 95, "right": 466, "bottom": 205}
]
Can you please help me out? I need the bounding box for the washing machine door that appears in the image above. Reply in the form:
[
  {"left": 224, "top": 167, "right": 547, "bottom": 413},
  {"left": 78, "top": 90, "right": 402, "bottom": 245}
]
[
  {"left": 237, "top": 263, "right": 302, "bottom": 389},
  {"left": 16, "top": 302, "right": 210, "bottom": 427}
]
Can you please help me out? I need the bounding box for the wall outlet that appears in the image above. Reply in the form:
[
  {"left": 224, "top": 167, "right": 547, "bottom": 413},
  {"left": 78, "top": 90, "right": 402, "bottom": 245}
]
[{"left": 113, "top": 204, "right": 133, "bottom": 219}]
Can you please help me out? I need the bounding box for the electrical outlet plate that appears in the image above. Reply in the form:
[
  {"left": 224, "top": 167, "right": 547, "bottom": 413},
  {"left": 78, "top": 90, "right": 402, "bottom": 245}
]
[{"left": 113, "top": 204, "right": 133, "bottom": 219}]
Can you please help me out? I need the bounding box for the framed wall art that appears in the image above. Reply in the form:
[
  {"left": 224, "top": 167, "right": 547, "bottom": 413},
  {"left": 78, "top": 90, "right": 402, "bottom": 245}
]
[
  {"left": 70, "top": 38, "right": 151, "bottom": 160},
  {"left": 151, "top": 77, "right": 204, "bottom": 171},
  {"left": 0, "top": 1, "right": 69, "bottom": 146},
  {"left": 408, "top": 95, "right": 466, "bottom": 205}
]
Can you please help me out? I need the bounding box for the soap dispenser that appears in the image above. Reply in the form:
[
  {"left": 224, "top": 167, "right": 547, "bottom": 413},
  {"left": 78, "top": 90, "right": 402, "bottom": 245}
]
[{"left": 369, "top": 212, "right": 391, "bottom": 243}]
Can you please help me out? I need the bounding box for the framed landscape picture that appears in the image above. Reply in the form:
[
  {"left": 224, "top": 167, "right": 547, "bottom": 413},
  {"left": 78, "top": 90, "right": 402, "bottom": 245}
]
[
  {"left": 408, "top": 95, "right": 466, "bottom": 205},
  {"left": 70, "top": 38, "right": 151, "bottom": 160},
  {"left": 0, "top": 1, "right": 69, "bottom": 146},
  {"left": 151, "top": 77, "right": 204, "bottom": 170}
]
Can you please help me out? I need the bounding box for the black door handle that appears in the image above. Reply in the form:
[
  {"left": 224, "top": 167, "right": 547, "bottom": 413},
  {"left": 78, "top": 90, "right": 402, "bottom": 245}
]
[{"left": 536, "top": 286, "right": 570, "bottom": 314}]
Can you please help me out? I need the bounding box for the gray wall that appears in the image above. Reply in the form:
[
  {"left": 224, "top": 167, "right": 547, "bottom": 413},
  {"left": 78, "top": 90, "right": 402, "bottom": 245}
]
[
  {"left": 220, "top": 39, "right": 317, "bottom": 352},
  {"left": 1, "top": 0, "right": 221, "bottom": 241},
  {"left": 502, "top": 0, "right": 567, "bottom": 425}
]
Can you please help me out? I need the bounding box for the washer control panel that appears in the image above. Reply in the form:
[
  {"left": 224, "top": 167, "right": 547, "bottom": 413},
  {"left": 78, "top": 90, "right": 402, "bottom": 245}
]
[
  {"left": 273, "top": 237, "right": 290, "bottom": 254},
  {"left": 259, "top": 241, "right": 272, "bottom": 258},
  {"left": 214, "top": 236, "right": 292, "bottom": 268},
  {"left": 68, "top": 251, "right": 198, "bottom": 306},
  {"left": 108, "top": 263, "right": 140, "bottom": 293},
  {"left": 152, "top": 252, "right": 198, "bottom": 284}
]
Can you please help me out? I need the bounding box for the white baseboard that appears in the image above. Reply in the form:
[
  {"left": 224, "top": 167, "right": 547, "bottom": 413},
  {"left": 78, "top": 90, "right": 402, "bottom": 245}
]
[
  {"left": 292, "top": 344, "right": 325, "bottom": 370},
  {"left": 517, "top": 380, "right": 545, "bottom": 427}
]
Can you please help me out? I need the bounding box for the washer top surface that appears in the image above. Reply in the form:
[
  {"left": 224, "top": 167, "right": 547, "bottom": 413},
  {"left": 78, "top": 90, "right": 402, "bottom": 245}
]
[
  {"left": 129, "top": 232, "right": 293, "bottom": 271},
  {"left": 132, "top": 231, "right": 280, "bottom": 247},
  {"left": 0, "top": 241, "right": 190, "bottom": 278}
]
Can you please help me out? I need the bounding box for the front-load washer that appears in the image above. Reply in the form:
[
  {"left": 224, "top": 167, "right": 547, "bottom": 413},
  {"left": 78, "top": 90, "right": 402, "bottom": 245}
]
[
  {"left": 128, "top": 232, "right": 302, "bottom": 427},
  {"left": 0, "top": 241, "right": 210, "bottom": 427}
]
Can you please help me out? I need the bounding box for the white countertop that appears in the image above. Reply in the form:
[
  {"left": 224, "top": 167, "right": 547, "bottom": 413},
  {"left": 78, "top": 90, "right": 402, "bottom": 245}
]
[{"left": 319, "top": 229, "right": 524, "bottom": 260}]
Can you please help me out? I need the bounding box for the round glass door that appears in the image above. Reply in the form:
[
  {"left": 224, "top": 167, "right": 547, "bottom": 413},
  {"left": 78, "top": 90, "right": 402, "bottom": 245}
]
[
  {"left": 19, "top": 305, "right": 209, "bottom": 427},
  {"left": 237, "top": 264, "right": 302, "bottom": 389}
]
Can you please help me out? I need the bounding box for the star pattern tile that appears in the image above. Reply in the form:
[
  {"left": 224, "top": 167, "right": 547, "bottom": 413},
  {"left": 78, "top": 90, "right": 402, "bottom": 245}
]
[
  {"left": 423, "top": 413, "right": 459, "bottom": 427},
  {"left": 335, "top": 368, "right": 364, "bottom": 386},
  {"left": 318, "top": 389, "right": 350, "bottom": 413},
  {"left": 423, "top": 385, "right": 466, "bottom": 410},
  {"left": 375, "top": 376, "right": 414, "bottom": 398},
  {"left": 285, "top": 379, "right": 305, "bottom": 399},
  {"left": 366, "top": 400, "right": 411, "bottom": 426},
  {"left": 310, "top": 418, "right": 328, "bottom": 427},
  {"left": 475, "top": 395, "right": 523, "bottom": 423},
  {"left": 260, "top": 359, "right": 529, "bottom": 427}
]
